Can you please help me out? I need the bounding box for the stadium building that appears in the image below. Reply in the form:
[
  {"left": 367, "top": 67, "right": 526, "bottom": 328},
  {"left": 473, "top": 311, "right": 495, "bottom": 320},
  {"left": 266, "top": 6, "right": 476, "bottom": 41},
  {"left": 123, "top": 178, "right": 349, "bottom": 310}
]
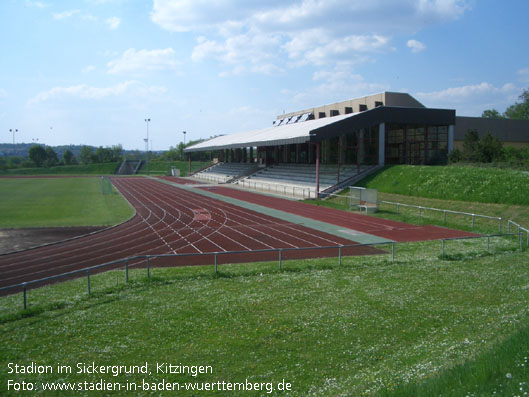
[{"left": 185, "top": 92, "right": 529, "bottom": 197}]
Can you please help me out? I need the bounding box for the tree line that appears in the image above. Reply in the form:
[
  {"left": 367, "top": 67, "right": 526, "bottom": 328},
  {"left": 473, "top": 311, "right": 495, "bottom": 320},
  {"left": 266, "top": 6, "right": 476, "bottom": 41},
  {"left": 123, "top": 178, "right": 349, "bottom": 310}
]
[
  {"left": 13, "top": 145, "right": 124, "bottom": 169},
  {"left": 448, "top": 88, "right": 529, "bottom": 168}
]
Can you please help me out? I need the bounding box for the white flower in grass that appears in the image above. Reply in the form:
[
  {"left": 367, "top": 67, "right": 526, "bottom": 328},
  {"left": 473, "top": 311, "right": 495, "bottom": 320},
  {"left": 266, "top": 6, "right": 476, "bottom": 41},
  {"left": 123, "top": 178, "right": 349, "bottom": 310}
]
[{"left": 506, "top": 372, "right": 513, "bottom": 379}]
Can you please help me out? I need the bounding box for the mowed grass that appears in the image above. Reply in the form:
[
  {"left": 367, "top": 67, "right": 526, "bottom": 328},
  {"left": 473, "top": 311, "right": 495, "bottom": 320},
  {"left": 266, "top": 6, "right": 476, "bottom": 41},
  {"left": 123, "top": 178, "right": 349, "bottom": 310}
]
[
  {"left": 0, "top": 162, "right": 120, "bottom": 176},
  {"left": 137, "top": 160, "right": 212, "bottom": 176},
  {"left": 0, "top": 177, "right": 134, "bottom": 228},
  {"left": 0, "top": 237, "right": 527, "bottom": 396},
  {"left": 358, "top": 165, "right": 529, "bottom": 206}
]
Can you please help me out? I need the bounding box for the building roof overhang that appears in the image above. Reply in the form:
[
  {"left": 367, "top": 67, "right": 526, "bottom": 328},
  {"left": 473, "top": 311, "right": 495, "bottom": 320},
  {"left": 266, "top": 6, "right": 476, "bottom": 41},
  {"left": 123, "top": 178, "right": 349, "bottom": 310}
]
[{"left": 184, "top": 106, "right": 456, "bottom": 152}]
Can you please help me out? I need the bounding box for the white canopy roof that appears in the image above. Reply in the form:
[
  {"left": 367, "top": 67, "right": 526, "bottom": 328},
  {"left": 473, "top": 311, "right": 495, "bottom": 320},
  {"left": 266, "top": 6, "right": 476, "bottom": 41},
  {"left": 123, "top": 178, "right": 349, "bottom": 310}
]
[{"left": 184, "top": 112, "right": 358, "bottom": 152}]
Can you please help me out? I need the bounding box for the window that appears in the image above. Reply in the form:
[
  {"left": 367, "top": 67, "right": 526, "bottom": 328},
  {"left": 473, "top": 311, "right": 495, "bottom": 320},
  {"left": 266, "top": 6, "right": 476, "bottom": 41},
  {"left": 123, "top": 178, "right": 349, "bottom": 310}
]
[
  {"left": 359, "top": 104, "right": 368, "bottom": 112},
  {"left": 318, "top": 112, "right": 326, "bottom": 118},
  {"left": 330, "top": 109, "right": 339, "bottom": 116},
  {"left": 375, "top": 101, "right": 383, "bottom": 107},
  {"left": 345, "top": 107, "right": 353, "bottom": 114}
]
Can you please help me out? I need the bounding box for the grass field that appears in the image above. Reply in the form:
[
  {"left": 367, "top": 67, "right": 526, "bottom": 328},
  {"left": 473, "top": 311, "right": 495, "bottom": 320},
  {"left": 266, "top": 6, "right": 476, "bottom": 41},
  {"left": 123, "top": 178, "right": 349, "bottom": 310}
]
[
  {"left": 0, "top": 177, "right": 134, "bottom": 228},
  {"left": 358, "top": 165, "right": 529, "bottom": 206},
  {"left": 0, "top": 237, "right": 527, "bottom": 396},
  {"left": 1, "top": 166, "right": 528, "bottom": 395},
  {"left": 0, "top": 162, "right": 120, "bottom": 176},
  {"left": 136, "top": 160, "right": 212, "bottom": 176},
  {"left": 0, "top": 160, "right": 211, "bottom": 177}
]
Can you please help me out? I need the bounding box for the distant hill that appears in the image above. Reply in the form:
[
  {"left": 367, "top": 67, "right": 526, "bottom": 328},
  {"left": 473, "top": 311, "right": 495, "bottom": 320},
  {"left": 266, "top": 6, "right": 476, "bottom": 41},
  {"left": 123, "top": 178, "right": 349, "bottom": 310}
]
[{"left": 0, "top": 144, "right": 162, "bottom": 160}]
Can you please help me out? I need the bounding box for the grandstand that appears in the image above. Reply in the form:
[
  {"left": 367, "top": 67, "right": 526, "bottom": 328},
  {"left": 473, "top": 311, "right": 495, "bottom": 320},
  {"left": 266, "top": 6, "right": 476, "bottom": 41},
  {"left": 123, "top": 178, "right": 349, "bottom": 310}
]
[
  {"left": 185, "top": 91, "right": 529, "bottom": 198},
  {"left": 192, "top": 162, "right": 259, "bottom": 184}
]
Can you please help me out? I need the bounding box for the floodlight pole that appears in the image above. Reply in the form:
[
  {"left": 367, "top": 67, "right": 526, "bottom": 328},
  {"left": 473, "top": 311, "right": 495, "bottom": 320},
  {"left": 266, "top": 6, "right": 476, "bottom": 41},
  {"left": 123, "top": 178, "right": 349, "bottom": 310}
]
[
  {"left": 144, "top": 118, "right": 150, "bottom": 175},
  {"left": 9, "top": 129, "right": 18, "bottom": 144},
  {"left": 183, "top": 130, "right": 186, "bottom": 146}
]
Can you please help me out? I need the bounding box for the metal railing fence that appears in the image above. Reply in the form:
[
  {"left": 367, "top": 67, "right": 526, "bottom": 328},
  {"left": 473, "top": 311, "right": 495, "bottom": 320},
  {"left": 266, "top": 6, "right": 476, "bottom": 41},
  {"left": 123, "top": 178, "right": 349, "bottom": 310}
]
[
  {"left": 192, "top": 174, "right": 230, "bottom": 184},
  {"left": 237, "top": 179, "right": 316, "bottom": 199},
  {"left": 1, "top": 233, "right": 522, "bottom": 311},
  {"left": 379, "top": 200, "right": 503, "bottom": 232},
  {"left": 508, "top": 220, "right": 529, "bottom": 249}
]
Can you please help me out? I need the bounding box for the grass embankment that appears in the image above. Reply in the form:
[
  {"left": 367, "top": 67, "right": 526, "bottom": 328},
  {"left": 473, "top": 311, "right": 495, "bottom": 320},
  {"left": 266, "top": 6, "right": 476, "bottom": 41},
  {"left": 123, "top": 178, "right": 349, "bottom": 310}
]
[
  {"left": 0, "top": 236, "right": 527, "bottom": 396},
  {"left": 0, "top": 162, "right": 120, "bottom": 176},
  {"left": 358, "top": 165, "right": 529, "bottom": 206},
  {"left": 0, "top": 160, "right": 213, "bottom": 176},
  {"left": 136, "top": 160, "right": 212, "bottom": 176},
  {"left": 309, "top": 165, "right": 529, "bottom": 234},
  {"left": 0, "top": 177, "right": 133, "bottom": 228}
]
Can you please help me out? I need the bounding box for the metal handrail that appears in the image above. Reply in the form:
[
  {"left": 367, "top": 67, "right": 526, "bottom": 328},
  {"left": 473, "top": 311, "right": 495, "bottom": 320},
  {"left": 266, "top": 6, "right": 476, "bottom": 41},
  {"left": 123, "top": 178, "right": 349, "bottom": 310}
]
[
  {"left": 379, "top": 200, "right": 503, "bottom": 231},
  {"left": 2, "top": 231, "right": 524, "bottom": 311}
]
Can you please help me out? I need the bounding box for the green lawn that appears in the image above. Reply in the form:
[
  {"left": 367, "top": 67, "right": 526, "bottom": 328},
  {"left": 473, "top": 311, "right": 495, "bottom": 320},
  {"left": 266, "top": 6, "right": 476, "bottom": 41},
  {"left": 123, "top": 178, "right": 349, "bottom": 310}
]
[
  {"left": 1, "top": 166, "right": 529, "bottom": 395},
  {"left": 0, "top": 162, "right": 120, "bottom": 176},
  {"left": 0, "top": 237, "right": 527, "bottom": 396},
  {"left": 0, "top": 177, "right": 134, "bottom": 228},
  {"left": 136, "top": 160, "right": 213, "bottom": 176},
  {"left": 358, "top": 165, "right": 529, "bottom": 206}
]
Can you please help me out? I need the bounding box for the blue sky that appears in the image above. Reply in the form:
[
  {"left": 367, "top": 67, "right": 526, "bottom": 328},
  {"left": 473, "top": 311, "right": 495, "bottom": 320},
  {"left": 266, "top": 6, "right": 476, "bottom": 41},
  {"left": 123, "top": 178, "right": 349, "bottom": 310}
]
[{"left": 1, "top": 0, "right": 528, "bottom": 150}]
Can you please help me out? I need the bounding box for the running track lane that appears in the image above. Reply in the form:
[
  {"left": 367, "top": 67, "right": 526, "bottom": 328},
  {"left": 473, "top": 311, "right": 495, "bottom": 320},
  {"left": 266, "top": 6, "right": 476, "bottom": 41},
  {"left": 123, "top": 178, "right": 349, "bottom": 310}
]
[
  {"left": 176, "top": 183, "right": 479, "bottom": 242},
  {"left": 0, "top": 177, "right": 379, "bottom": 294}
]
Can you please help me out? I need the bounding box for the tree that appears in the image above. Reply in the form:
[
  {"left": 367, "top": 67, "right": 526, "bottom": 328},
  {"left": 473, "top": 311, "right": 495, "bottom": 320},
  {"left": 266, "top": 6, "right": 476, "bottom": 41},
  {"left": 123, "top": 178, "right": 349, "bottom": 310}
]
[
  {"left": 448, "top": 148, "right": 462, "bottom": 163},
  {"left": 79, "top": 146, "right": 94, "bottom": 164},
  {"left": 503, "top": 88, "right": 529, "bottom": 120},
  {"left": 94, "top": 146, "right": 114, "bottom": 163},
  {"left": 112, "top": 144, "right": 123, "bottom": 162},
  {"left": 481, "top": 109, "right": 504, "bottom": 119},
  {"left": 28, "top": 145, "right": 47, "bottom": 167},
  {"left": 478, "top": 132, "right": 504, "bottom": 162},
  {"left": 462, "top": 129, "right": 481, "bottom": 162},
  {"left": 45, "top": 147, "right": 59, "bottom": 167},
  {"left": 62, "top": 149, "right": 77, "bottom": 165}
]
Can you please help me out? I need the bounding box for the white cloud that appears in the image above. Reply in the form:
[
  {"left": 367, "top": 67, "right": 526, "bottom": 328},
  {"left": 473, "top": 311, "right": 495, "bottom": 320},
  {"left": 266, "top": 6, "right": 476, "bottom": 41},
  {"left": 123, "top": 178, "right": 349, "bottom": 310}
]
[
  {"left": 152, "top": 0, "right": 468, "bottom": 74},
  {"left": 107, "top": 48, "right": 179, "bottom": 74},
  {"left": 53, "top": 9, "right": 81, "bottom": 20},
  {"left": 407, "top": 39, "right": 426, "bottom": 53},
  {"left": 192, "top": 34, "right": 282, "bottom": 75},
  {"left": 280, "top": 64, "right": 387, "bottom": 109},
  {"left": 28, "top": 81, "right": 167, "bottom": 105},
  {"left": 284, "top": 31, "right": 390, "bottom": 66},
  {"left": 415, "top": 82, "right": 520, "bottom": 115},
  {"left": 26, "top": 1, "right": 50, "bottom": 8},
  {"left": 106, "top": 16, "right": 121, "bottom": 30},
  {"left": 82, "top": 65, "right": 96, "bottom": 73},
  {"left": 517, "top": 68, "right": 529, "bottom": 83}
]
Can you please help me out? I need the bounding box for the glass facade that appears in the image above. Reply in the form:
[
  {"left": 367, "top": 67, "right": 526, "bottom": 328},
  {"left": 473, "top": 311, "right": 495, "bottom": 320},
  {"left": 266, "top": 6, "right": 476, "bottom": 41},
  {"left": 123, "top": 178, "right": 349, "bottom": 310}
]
[{"left": 385, "top": 124, "right": 448, "bottom": 165}]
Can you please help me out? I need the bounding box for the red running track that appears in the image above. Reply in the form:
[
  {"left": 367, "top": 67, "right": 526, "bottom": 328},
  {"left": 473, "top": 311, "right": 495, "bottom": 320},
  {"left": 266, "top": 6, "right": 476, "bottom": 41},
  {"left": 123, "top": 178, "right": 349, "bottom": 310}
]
[
  {"left": 0, "top": 177, "right": 378, "bottom": 294},
  {"left": 182, "top": 183, "right": 478, "bottom": 242}
]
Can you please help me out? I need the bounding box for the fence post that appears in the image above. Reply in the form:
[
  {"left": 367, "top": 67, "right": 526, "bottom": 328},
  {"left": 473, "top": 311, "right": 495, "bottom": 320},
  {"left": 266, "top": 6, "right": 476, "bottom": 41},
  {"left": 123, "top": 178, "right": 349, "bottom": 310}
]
[
  {"left": 419, "top": 207, "right": 422, "bottom": 219},
  {"left": 87, "top": 270, "right": 91, "bottom": 295},
  {"left": 520, "top": 230, "right": 523, "bottom": 251},
  {"left": 396, "top": 203, "right": 400, "bottom": 215},
  {"left": 499, "top": 217, "right": 502, "bottom": 233},
  {"left": 442, "top": 239, "right": 445, "bottom": 259},
  {"left": 338, "top": 246, "right": 342, "bottom": 265},
  {"left": 126, "top": 260, "right": 129, "bottom": 283},
  {"left": 472, "top": 214, "right": 475, "bottom": 229},
  {"left": 147, "top": 256, "right": 150, "bottom": 279},
  {"left": 392, "top": 242, "right": 395, "bottom": 261},
  {"left": 443, "top": 210, "right": 447, "bottom": 224},
  {"left": 23, "top": 283, "right": 27, "bottom": 310},
  {"left": 214, "top": 253, "right": 218, "bottom": 274},
  {"left": 279, "top": 249, "right": 282, "bottom": 270},
  {"left": 487, "top": 235, "right": 490, "bottom": 251}
]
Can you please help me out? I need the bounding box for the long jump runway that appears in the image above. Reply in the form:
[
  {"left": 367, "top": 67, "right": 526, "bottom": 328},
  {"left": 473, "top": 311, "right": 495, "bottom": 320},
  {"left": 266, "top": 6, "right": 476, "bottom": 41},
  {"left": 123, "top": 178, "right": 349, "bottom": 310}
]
[{"left": 0, "top": 177, "right": 381, "bottom": 294}]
